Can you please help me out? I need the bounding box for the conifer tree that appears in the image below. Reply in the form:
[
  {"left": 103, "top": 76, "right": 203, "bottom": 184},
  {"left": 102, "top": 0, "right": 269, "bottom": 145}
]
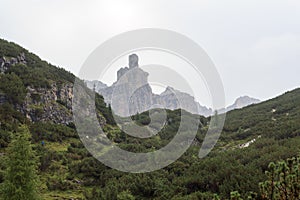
[
  {"left": 259, "top": 156, "right": 300, "bottom": 200},
  {"left": 1, "top": 125, "right": 40, "bottom": 200}
]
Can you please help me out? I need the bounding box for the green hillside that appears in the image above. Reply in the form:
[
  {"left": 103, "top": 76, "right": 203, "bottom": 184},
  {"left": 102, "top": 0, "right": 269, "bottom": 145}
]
[{"left": 0, "top": 38, "right": 299, "bottom": 199}]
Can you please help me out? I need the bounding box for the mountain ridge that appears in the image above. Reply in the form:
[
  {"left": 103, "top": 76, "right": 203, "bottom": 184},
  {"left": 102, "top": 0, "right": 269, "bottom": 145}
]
[
  {"left": 85, "top": 54, "right": 213, "bottom": 117},
  {"left": 85, "top": 53, "right": 260, "bottom": 116}
]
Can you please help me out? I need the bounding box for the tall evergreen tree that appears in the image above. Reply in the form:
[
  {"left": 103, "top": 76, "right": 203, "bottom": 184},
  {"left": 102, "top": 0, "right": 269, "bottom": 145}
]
[{"left": 0, "top": 125, "right": 40, "bottom": 200}]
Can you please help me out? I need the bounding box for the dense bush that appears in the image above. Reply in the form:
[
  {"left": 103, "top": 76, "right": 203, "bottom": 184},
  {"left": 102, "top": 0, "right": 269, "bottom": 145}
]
[
  {"left": 0, "top": 38, "right": 300, "bottom": 199},
  {"left": 29, "top": 122, "right": 77, "bottom": 142},
  {"left": 0, "top": 73, "right": 26, "bottom": 104}
]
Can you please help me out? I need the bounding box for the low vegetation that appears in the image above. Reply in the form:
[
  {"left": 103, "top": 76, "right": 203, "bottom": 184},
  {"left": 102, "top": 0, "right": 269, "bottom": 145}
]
[{"left": 0, "top": 38, "right": 299, "bottom": 199}]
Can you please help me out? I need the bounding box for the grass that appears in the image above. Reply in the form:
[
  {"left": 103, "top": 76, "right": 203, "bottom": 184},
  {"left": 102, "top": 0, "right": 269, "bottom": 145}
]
[
  {"left": 45, "top": 138, "right": 78, "bottom": 152},
  {"left": 41, "top": 190, "right": 85, "bottom": 200}
]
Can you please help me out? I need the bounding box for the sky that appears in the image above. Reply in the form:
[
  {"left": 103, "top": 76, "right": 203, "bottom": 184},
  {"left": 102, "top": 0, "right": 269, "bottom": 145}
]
[{"left": 0, "top": 0, "right": 300, "bottom": 107}]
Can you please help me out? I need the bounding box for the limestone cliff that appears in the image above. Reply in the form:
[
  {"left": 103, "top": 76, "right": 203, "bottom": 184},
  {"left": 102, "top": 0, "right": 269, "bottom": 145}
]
[{"left": 86, "top": 54, "right": 212, "bottom": 117}]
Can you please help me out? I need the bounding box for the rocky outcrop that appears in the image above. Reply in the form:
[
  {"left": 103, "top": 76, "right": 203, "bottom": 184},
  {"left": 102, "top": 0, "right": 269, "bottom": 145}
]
[
  {"left": 86, "top": 54, "right": 212, "bottom": 117},
  {"left": 0, "top": 52, "right": 27, "bottom": 73},
  {"left": 21, "top": 83, "right": 74, "bottom": 124},
  {"left": 21, "top": 83, "right": 106, "bottom": 126},
  {"left": 156, "top": 87, "right": 213, "bottom": 117},
  {"left": 129, "top": 54, "right": 139, "bottom": 68},
  {"left": 86, "top": 55, "right": 260, "bottom": 117},
  {"left": 0, "top": 62, "right": 105, "bottom": 126},
  {"left": 100, "top": 58, "right": 153, "bottom": 116}
]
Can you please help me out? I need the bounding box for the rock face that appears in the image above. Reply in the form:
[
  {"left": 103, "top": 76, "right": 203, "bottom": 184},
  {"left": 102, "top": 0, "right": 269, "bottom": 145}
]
[
  {"left": 86, "top": 55, "right": 260, "bottom": 117},
  {"left": 98, "top": 55, "right": 154, "bottom": 116},
  {"left": 21, "top": 83, "right": 74, "bottom": 124},
  {"left": 156, "top": 86, "right": 212, "bottom": 116},
  {"left": 86, "top": 54, "right": 212, "bottom": 117},
  {"left": 19, "top": 83, "right": 107, "bottom": 126},
  {"left": 129, "top": 54, "right": 139, "bottom": 68}
]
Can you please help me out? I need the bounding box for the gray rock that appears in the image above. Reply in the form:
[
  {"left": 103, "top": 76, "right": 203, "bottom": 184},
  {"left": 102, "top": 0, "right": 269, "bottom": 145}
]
[
  {"left": 226, "top": 96, "right": 260, "bottom": 112},
  {"left": 17, "top": 52, "right": 26, "bottom": 63},
  {"left": 10, "top": 57, "right": 18, "bottom": 65},
  {"left": 20, "top": 83, "right": 83, "bottom": 126},
  {"left": 0, "top": 57, "right": 4, "bottom": 67},
  {"left": 117, "top": 67, "right": 129, "bottom": 81},
  {"left": 87, "top": 54, "right": 213, "bottom": 117},
  {"left": 0, "top": 58, "right": 5, "bottom": 73},
  {"left": 0, "top": 53, "right": 27, "bottom": 73},
  {"left": 129, "top": 54, "right": 139, "bottom": 68}
]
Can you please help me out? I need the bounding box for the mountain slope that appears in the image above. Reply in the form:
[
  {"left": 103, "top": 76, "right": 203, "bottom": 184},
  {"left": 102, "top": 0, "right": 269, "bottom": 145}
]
[
  {"left": 0, "top": 38, "right": 115, "bottom": 127},
  {"left": 221, "top": 88, "right": 300, "bottom": 142},
  {"left": 0, "top": 38, "right": 299, "bottom": 199}
]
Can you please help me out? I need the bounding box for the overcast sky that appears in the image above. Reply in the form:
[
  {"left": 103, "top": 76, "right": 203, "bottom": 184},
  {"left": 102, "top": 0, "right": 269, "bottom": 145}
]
[{"left": 1, "top": 0, "right": 300, "bottom": 107}]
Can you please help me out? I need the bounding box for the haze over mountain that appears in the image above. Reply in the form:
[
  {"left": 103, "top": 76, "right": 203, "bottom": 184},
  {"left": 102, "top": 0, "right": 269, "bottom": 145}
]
[
  {"left": 226, "top": 96, "right": 261, "bottom": 111},
  {"left": 85, "top": 54, "right": 260, "bottom": 117},
  {"left": 85, "top": 54, "right": 212, "bottom": 117}
]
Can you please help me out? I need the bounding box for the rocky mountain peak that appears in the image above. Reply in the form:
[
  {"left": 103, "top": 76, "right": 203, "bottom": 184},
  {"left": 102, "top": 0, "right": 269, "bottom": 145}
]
[
  {"left": 129, "top": 53, "right": 139, "bottom": 68},
  {"left": 117, "top": 54, "right": 148, "bottom": 81},
  {"left": 86, "top": 55, "right": 261, "bottom": 117},
  {"left": 226, "top": 96, "right": 260, "bottom": 111},
  {"left": 161, "top": 86, "right": 175, "bottom": 95},
  {"left": 234, "top": 96, "right": 260, "bottom": 108},
  {"left": 86, "top": 54, "right": 212, "bottom": 117}
]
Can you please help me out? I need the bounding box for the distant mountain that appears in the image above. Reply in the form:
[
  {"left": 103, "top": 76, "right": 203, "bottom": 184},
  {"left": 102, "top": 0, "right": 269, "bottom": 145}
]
[
  {"left": 85, "top": 80, "right": 108, "bottom": 91},
  {"left": 158, "top": 86, "right": 213, "bottom": 117},
  {"left": 85, "top": 54, "right": 212, "bottom": 117},
  {"left": 85, "top": 55, "right": 260, "bottom": 117},
  {"left": 226, "top": 96, "right": 260, "bottom": 112}
]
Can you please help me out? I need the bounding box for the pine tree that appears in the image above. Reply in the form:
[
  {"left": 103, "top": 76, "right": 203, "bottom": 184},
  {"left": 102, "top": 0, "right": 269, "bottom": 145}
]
[
  {"left": 259, "top": 156, "right": 300, "bottom": 200},
  {"left": 0, "top": 125, "right": 40, "bottom": 200}
]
